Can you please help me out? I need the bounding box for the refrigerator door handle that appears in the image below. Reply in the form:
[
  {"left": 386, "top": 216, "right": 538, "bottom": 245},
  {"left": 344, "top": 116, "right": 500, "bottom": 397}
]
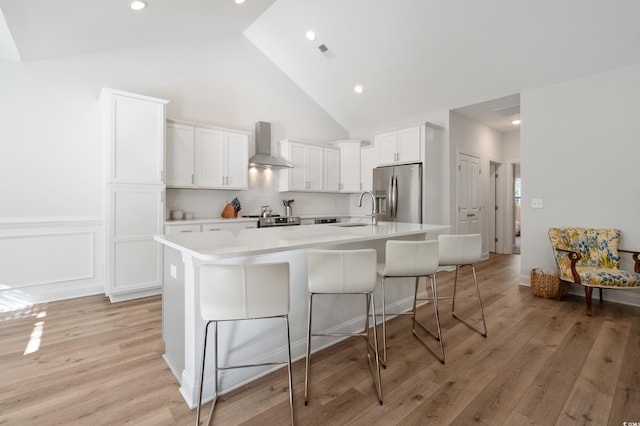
[
  {"left": 389, "top": 175, "right": 398, "bottom": 219},
  {"left": 387, "top": 177, "right": 394, "bottom": 218}
]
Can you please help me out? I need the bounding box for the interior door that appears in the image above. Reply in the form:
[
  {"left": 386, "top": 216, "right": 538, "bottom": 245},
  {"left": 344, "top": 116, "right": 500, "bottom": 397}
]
[{"left": 457, "top": 153, "right": 481, "bottom": 235}]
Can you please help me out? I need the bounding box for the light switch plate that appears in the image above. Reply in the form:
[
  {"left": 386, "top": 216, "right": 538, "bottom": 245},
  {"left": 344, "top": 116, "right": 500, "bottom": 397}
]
[
  {"left": 531, "top": 198, "right": 544, "bottom": 209},
  {"left": 170, "top": 264, "right": 177, "bottom": 279}
]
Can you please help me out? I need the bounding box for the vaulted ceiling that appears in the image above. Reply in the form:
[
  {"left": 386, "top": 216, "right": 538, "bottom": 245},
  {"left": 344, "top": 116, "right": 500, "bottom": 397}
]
[{"left": 2, "top": 0, "right": 639, "bottom": 133}]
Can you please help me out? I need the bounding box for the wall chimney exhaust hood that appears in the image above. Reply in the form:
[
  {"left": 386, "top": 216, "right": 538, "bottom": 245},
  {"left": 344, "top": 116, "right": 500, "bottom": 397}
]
[{"left": 249, "top": 121, "right": 293, "bottom": 168}]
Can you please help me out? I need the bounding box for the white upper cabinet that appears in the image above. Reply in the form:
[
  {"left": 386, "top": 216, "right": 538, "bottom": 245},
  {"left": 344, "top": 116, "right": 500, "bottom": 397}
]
[
  {"left": 166, "top": 122, "right": 195, "bottom": 187},
  {"left": 224, "top": 132, "right": 250, "bottom": 189},
  {"left": 375, "top": 125, "right": 421, "bottom": 166},
  {"left": 279, "top": 140, "right": 326, "bottom": 192},
  {"left": 166, "top": 120, "right": 248, "bottom": 190},
  {"left": 333, "top": 140, "right": 362, "bottom": 193},
  {"left": 323, "top": 146, "right": 340, "bottom": 192},
  {"left": 102, "top": 88, "right": 168, "bottom": 184},
  {"left": 360, "top": 146, "right": 376, "bottom": 192}
]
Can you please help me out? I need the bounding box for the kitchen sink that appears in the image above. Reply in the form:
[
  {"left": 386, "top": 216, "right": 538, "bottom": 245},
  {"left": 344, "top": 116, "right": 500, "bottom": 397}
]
[{"left": 330, "top": 222, "right": 370, "bottom": 227}]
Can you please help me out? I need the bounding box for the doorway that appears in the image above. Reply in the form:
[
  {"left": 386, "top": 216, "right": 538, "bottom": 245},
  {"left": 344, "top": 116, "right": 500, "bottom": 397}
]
[
  {"left": 456, "top": 152, "right": 481, "bottom": 235},
  {"left": 489, "top": 161, "right": 503, "bottom": 253},
  {"left": 513, "top": 163, "right": 521, "bottom": 254}
]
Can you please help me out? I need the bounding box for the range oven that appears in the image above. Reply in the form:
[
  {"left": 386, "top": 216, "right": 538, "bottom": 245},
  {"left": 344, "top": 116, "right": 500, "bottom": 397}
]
[{"left": 243, "top": 215, "right": 301, "bottom": 228}]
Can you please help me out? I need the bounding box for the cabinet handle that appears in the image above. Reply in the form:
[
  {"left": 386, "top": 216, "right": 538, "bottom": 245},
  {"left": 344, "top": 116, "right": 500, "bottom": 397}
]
[
  {"left": 191, "top": 174, "right": 194, "bottom": 185},
  {"left": 180, "top": 230, "right": 192, "bottom": 233}
]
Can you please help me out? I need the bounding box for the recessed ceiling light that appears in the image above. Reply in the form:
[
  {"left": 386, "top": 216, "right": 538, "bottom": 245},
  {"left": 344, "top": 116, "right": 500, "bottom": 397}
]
[
  {"left": 512, "top": 119, "right": 521, "bottom": 125},
  {"left": 235, "top": 0, "right": 245, "bottom": 4},
  {"left": 354, "top": 85, "right": 364, "bottom": 94},
  {"left": 306, "top": 31, "right": 316, "bottom": 41},
  {"left": 129, "top": 0, "right": 147, "bottom": 11}
]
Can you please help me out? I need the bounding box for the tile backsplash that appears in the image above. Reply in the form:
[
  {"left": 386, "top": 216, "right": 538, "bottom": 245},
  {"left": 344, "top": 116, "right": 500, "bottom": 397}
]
[{"left": 166, "top": 168, "right": 354, "bottom": 219}]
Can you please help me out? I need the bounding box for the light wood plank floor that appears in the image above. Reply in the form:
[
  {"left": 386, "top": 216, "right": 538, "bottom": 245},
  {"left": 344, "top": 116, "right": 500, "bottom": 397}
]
[{"left": 1, "top": 254, "right": 639, "bottom": 425}]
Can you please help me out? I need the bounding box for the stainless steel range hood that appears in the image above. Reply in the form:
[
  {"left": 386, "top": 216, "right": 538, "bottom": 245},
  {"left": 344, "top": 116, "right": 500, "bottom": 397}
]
[{"left": 249, "top": 121, "right": 293, "bottom": 168}]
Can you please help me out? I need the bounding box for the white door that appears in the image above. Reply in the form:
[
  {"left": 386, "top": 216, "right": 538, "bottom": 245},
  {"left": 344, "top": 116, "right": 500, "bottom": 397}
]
[{"left": 457, "top": 153, "right": 481, "bottom": 235}]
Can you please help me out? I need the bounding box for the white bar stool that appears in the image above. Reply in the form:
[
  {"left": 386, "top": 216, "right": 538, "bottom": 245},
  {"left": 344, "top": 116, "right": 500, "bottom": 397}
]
[
  {"left": 304, "top": 249, "right": 383, "bottom": 405},
  {"left": 195, "top": 262, "right": 294, "bottom": 425},
  {"left": 438, "top": 234, "right": 487, "bottom": 337},
  {"left": 377, "top": 239, "right": 444, "bottom": 364}
]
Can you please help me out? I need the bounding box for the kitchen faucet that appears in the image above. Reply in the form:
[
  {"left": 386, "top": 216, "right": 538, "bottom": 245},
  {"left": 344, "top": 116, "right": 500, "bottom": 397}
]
[{"left": 357, "top": 191, "right": 377, "bottom": 226}]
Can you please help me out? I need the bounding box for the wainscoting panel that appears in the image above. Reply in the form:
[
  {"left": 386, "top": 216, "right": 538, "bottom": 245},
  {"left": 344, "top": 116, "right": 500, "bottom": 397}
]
[{"left": 0, "top": 217, "right": 104, "bottom": 310}]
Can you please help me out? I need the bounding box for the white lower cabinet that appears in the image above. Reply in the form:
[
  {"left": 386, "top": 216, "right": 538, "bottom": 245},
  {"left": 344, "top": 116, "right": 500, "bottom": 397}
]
[
  {"left": 165, "top": 224, "right": 201, "bottom": 234},
  {"left": 106, "top": 185, "right": 164, "bottom": 300},
  {"left": 202, "top": 221, "right": 257, "bottom": 231},
  {"left": 165, "top": 221, "right": 257, "bottom": 234}
]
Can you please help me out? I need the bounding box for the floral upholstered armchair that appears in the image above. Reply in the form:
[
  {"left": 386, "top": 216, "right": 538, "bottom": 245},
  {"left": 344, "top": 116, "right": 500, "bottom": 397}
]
[{"left": 548, "top": 228, "right": 640, "bottom": 315}]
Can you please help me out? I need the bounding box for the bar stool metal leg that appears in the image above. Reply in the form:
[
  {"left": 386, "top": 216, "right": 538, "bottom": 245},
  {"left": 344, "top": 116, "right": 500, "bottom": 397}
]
[
  {"left": 411, "top": 275, "right": 445, "bottom": 363},
  {"left": 304, "top": 293, "right": 313, "bottom": 406},
  {"left": 451, "top": 265, "right": 487, "bottom": 337}
]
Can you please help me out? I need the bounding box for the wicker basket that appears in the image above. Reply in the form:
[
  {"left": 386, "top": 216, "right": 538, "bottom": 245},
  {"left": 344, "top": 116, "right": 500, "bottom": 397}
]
[{"left": 530, "top": 268, "right": 567, "bottom": 299}]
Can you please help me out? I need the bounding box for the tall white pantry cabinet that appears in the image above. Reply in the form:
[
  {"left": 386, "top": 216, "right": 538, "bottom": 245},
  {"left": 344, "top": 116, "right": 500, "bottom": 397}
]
[{"left": 100, "top": 88, "right": 169, "bottom": 302}]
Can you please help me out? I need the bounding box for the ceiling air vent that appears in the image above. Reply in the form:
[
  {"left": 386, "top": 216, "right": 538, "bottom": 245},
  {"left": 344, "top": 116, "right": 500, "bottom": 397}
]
[
  {"left": 317, "top": 44, "right": 336, "bottom": 60},
  {"left": 492, "top": 104, "right": 520, "bottom": 117}
]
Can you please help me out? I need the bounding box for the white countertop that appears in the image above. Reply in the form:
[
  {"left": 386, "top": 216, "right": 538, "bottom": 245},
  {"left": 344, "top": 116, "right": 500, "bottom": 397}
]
[{"left": 155, "top": 221, "right": 450, "bottom": 260}]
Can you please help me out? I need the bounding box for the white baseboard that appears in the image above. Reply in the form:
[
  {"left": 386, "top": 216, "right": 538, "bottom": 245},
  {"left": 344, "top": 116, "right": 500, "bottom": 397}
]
[{"left": 519, "top": 274, "right": 640, "bottom": 308}]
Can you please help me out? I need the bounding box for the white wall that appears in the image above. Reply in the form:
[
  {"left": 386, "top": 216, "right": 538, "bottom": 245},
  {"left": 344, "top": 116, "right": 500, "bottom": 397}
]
[
  {"left": 449, "top": 112, "right": 504, "bottom": 256},
  {"left": 0, "top": 35, "right": 349, "bottom": 304},
  {"left": 521, "top": 63, "right": 640, "bottom": 307},
  {"left": 503, "top": 130, "right": 521, "bottom": 253}
]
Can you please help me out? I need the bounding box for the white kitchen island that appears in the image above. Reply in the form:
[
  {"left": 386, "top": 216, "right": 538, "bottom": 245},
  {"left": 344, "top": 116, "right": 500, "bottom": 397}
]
[{"left": 155, "top": 221, "right": 450, "bottom": 407}]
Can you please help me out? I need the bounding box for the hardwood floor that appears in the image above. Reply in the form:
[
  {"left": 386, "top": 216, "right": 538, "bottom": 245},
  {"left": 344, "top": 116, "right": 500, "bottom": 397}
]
[{"left": 1, "top": 254, "right": 639, "bottom": 425}]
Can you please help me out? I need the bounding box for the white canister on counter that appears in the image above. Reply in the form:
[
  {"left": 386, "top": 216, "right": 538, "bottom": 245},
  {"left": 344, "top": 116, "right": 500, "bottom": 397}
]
[{"left": 171, "top": 210, "right": 184, "bottom": 220}]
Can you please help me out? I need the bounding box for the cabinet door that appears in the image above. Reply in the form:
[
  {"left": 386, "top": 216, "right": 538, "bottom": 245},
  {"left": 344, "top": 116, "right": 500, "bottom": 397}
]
[
  {"left": 323, "top": 147, "right": 340, "bottom": 192},
  {"left": 360, "top": 147, "right": 376, "bottom": 192},
  {"left": 306, "top": 145, "right": 324, "bottom": 191},
  {"left": 375, "top": 131, "right": 398, "bottom": 166},
  {"left": 196, "top": 128, "right": 224, "bottom": 187},
  {"left": 397, "top": 126, "right": 421, "bottom": 163},
  {"left": 106, "top": 93, "right": 166, "bottom": 184},
  {"left": 108, "top": 185, "right": 163, "bottom": 295},
  {"left": 165, "top": 224, "right": 201, "bottom": 234},
  {"left": 288, "top": 142, "right": 308, "bottom": 191},
  {"left": 339, "top": 144, "right": 361, "bottom": 193},
  {"left": 203, "top": 221, "right": 257, "bottom": 231},
  {"left": 225, "top": 132, "right": 249, "bottom": 189},
  {"left": 166, "top": 123, "right": 195, "bottom": 187}
]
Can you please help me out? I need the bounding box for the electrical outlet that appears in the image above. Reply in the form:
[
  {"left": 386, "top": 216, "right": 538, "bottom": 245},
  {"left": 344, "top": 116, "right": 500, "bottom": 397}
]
[
  {"left": 531, "top": 198, "right": 544, "bottom": 209},
  {"left": 168, "top": 198, "right": 178, "bottom": 208}
]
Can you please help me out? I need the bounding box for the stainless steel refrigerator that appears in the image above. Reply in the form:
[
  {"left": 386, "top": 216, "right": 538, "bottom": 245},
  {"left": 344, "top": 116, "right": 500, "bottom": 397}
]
[{"left": 373, "top": 163, "right": 422, "bottom": 223}]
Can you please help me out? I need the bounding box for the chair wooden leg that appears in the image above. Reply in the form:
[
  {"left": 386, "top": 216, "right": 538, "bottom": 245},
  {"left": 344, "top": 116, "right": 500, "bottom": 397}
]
[{"left": 585, "top": 287, "right": 593, "bottom": 316}]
